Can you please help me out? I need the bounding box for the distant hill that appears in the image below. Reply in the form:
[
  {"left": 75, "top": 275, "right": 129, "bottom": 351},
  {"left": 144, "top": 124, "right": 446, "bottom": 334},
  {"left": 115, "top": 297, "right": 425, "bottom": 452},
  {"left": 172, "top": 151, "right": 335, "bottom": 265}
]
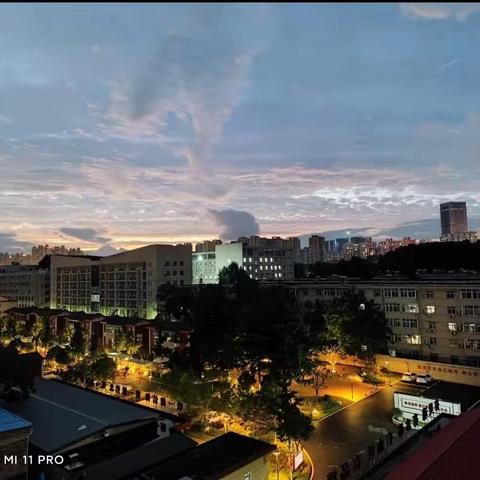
[{"left": 90, "top": 245, "right": 126, "bottom": 257}]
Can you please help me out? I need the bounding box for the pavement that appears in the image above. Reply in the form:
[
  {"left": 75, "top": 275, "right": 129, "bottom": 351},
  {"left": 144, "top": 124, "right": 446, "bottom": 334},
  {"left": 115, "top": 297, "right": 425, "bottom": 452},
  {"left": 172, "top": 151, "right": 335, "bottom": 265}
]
[
  {"left": 294, "top": 364, "right": 383, "bottom": 402},
  {"left": 303, "top": 379, "right": 480, "bottom": 480}
]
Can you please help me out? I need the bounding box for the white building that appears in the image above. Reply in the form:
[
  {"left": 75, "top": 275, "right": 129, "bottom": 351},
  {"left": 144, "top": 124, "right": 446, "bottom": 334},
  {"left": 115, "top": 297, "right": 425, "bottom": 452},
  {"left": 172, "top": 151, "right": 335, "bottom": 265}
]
[{"left": 192, "top": 237, "right": 295, "bottom": 284}]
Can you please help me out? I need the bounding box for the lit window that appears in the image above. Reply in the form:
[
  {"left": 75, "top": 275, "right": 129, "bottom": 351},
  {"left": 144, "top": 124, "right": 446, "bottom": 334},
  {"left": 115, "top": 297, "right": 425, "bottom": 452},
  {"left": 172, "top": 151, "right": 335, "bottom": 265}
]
[
  {"left": 425, "top": 305, "right": 435, "bottom": 314},
  {"left": 448, "top": 322, "right": 457, "bottom": 331}
]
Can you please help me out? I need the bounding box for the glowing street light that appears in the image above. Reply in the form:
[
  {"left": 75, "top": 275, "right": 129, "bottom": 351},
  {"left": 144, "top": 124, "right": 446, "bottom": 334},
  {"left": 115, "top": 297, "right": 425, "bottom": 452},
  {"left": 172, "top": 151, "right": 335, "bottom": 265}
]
[{"left": 273, "top": 451, "right": 280, "bottom": 480}]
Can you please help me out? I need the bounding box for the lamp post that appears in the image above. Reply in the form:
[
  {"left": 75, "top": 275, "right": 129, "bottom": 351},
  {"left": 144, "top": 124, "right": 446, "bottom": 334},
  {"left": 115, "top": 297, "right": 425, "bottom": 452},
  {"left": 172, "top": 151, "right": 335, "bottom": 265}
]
[{"left": 273, "top": 451, "right": 280, "bottom": 480}]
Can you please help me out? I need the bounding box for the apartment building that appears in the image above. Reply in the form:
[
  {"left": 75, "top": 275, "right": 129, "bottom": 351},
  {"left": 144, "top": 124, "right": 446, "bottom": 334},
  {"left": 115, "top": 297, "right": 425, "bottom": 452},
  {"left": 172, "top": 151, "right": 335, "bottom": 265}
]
[
  {"left": 50, "top": 245, "right": 192, "bottom": 319},
  {"left": 192, "top": 237, "right": 295, "bottom": 284},
  {"left": 0, "top": 264, "right": 50, "bottom": 308},
  {"left": 285, "top": 274, "right": 480, "bottom": 367},
  {"left": 192, "top": 250, "right": 217, "bottom": 284}
]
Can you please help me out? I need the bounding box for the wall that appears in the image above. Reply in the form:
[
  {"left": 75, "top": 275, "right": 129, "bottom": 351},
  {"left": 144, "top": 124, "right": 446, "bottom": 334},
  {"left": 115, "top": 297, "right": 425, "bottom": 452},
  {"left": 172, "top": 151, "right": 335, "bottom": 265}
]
[
  {"left": 377, "top": 354, "right": 480, "bottom": 387},
  {"left": 220, "top": 455, "right": 269, "bottom": 480}
]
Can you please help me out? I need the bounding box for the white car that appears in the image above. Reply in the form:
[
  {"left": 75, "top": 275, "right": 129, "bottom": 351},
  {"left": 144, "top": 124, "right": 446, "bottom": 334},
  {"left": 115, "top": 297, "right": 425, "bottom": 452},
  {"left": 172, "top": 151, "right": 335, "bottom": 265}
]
[
  {"left": 401, "top": 372, "right": 417, "bottom": 383},
  {"left": 416, "top": 374, "right": 433, "bottom": 385}
]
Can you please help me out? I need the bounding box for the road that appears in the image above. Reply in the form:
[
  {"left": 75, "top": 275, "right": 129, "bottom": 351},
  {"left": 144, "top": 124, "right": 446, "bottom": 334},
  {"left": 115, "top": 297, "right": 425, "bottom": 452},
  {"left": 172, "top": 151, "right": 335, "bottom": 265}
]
[{"left": 303, "top": 381, "right": 433, "bottom": 480}]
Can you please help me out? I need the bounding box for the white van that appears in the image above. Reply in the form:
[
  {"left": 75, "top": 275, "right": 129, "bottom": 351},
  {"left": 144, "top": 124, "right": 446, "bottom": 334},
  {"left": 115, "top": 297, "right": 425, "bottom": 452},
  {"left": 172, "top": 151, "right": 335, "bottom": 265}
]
[
  {"left": 416, "top": 374, "right": 433, "bottom": 385},
  {"left": 401, "top": 372, "right": 417, "bottom": 383}
]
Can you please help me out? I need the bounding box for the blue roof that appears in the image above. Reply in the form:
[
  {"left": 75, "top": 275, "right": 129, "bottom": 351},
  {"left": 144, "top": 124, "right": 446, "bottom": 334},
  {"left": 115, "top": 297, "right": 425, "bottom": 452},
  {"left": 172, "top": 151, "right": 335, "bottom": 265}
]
[{"left": 0, "top": 407, "right": 31, "bottom": 433}]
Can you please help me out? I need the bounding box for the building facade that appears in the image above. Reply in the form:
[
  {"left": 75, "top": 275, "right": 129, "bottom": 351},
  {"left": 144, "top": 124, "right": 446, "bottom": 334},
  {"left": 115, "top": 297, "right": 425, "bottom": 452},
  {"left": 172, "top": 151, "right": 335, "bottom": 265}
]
[
  {"left": 440, "top": 202, "right": 468, "bottom": 240},
  {"left": 286, "top": 275, "right": 480, "bottom": 367},
  {"left": 192, "top": 251, "right": 217, "bottom": 284},
  {"left": 0, "top": 265, "right": 50, "bottom": 308},
  {"left": 50, "top": 245, "right": 192, "bottom": 319},
  {"left": 308, "top": 235, "right": 325, "bottom": 264}
]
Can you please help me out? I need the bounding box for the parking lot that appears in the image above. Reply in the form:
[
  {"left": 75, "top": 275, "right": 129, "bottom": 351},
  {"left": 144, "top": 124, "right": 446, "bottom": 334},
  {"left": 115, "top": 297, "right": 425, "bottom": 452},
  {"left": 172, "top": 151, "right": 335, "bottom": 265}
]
[{"left": 394, "top": 378, "right": 480, "bottom": 411}]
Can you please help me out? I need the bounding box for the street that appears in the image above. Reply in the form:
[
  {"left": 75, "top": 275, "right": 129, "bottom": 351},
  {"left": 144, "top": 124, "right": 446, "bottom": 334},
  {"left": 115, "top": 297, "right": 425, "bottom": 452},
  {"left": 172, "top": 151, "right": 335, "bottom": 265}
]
[
  {"left": 303, "top": 378, "right": 480, "bottom": 480},
  {"left": 303, "top": 380, "right": 450, "bottom": 479}
]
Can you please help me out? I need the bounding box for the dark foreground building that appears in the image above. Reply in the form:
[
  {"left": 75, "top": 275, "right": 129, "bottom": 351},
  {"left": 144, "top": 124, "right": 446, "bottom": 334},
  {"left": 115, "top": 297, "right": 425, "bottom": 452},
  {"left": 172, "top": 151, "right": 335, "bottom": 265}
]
[{"left": 0, "top": 378, "right": 192, "bottom": 480}]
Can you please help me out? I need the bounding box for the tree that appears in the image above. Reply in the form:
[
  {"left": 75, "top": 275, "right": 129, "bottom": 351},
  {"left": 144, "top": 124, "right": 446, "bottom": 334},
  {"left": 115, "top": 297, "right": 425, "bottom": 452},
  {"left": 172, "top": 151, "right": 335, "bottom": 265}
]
[
  {"left": 324, "top": 290, "right": 389, "bottom": 359},
  {"left": 38, "top": 317, "right": 53, "bottom": 350},
  {"left": 90, "top": 354, "right": 116, "bottom": 381},
  {"left": 320, "top": 345, "right": 344, "bottom": 374},
  {"left": 301, "top": 357, "right": 330, "bottom": 404},
  {"left": 218, "top": 262, "right": 251, "bottom": 285},
  {"left": 114, "top": 328, "right": 140, "bottom": 356},
  {"left": 47, "top": 345, "right": 70, "bottom": 365},
  {"left": 70, "top": 323, "right": 86, "bottom": 358},
  {"left": 59, "top": 323, "right": 74, "bottom": 346}
]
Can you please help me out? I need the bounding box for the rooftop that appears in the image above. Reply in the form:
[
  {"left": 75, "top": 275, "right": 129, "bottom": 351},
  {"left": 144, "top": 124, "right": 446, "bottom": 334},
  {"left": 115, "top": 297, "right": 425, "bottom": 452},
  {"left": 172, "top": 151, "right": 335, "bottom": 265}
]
[
  {"left": 0, "top": 407, "right": 31, "bottom": 434},
  {"left": 0, "top": 378, "right": 180, "bottom": 452},
  {"left": 386, "top": 409, "right": 480, "bottom": 480},
  {"left": 142, "top": 431, "right": 276, "bottom": 480}
]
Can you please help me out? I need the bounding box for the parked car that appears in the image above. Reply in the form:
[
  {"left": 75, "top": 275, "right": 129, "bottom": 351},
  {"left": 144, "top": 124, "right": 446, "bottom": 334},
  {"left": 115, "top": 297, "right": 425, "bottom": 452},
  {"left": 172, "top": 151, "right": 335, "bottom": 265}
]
[
  {"left": 401, "top": 372, "right": 417, "bottom": 383},
  {"left": 416, "top": 374, "right": 433, "bottom": 385}
]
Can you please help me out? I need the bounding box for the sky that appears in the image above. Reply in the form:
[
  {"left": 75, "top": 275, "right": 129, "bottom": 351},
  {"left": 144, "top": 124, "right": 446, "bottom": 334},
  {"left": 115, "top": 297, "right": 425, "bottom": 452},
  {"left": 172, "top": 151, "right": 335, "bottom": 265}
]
[{"left": 1, "top": 3, "right": 480, "bottom": 252}]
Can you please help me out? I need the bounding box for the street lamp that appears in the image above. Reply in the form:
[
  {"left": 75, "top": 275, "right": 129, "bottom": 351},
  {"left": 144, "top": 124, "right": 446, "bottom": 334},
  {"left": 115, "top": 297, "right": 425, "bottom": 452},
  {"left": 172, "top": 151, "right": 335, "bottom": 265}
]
[
  {"left": 348, "top": 375, "right": 354, "bottom": 401},
  {"left": 385, "top": 361, "right": 391, "bottom": 387},
  {"left": 273, "top": 451, "right": 280, "bottom": 480}
]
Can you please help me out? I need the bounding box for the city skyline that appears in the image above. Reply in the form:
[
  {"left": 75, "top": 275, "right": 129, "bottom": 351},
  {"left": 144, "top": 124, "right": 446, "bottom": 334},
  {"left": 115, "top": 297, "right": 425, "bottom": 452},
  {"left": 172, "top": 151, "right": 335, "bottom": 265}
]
[{"left": 2, "top": 3, "right": 480, "bottom": 252}]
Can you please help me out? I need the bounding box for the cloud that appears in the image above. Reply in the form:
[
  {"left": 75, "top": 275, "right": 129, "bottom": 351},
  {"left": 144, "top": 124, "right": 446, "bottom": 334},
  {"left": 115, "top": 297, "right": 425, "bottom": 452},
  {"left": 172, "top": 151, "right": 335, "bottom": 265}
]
[
  {"left": 105, "top": 4, "right": 273, "bottom": 176},
  {"left": 0, "top": 114, "right": 13, "bottom": 124},
  {"left": 398, "top": 3, "right": 480, "bottom": 22},
  {"left": 60, "top": 227, "right": 111, "bottom": 244},
  {"left": 433, "top": 58, "right": 460, "bottom": 75},
  {"left": 208, "top": 209, "right": 260, "bottom": 241},
  {"left": 0, "top": 232, "right": 32, "bottom": 253}
]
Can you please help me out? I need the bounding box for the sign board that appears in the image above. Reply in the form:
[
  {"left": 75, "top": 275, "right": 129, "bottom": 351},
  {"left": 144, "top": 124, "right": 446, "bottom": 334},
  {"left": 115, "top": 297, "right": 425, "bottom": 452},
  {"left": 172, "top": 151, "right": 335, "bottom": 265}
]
[
  {"left": 294, "top": 450, "right": 304, "bottom": 470},
  {"left": 394, "top": 392, "right": 461, "bottom": 418}
]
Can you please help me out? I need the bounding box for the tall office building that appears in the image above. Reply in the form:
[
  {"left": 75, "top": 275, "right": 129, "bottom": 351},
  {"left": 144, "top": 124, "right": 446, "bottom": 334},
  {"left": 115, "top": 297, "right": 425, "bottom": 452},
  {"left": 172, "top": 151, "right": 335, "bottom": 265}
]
[
  {"left": 440, "top": 202, "right": 468, "bottom": 239},
  {"left": 308, "top": 235, "right": 325, "bottom": 264}
]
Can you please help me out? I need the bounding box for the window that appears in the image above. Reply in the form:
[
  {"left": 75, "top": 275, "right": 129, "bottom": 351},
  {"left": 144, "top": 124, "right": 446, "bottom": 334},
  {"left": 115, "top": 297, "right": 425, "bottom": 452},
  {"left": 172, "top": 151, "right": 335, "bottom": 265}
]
[
  {"left": 165, "top": 261, "right": 170, "bottom": 267},
  {"left": 425, "top": 305, "right": 435, "bottom": 315},
  {"left": 448, "top": 322, "right": 458, "bottom": 332},
  {"left": 385, "top": 303, "right": 401, "bottom": 312},
  {"left": 384, "top": 288, "right": 399, "bottom": 298},
  {"left": 446, "top": 290, "right": 455, "bottom": 299},
  {"left": 388, "top": 318, "right": 401, "bottom": 328},
  {"left": 179, "top": 261, "right": 184, "bottom": 266},
  {"left": 447, "top": 306, "right": 457, "bottom": 317},
  {"left": 465, "top": 339, "right": 480, "bottom": 350},
  {"left": 400, "top": 288, "right": 416, "bottom": 298},
  {"left": 423, "top": 290, "right": 434, "bottom": 299},
  {"left": 463, "top": 323, "right": 480, "bottom": 334},
  {"left": 405, "top": 304, "right": 419, "bottom": 314},
  {"left": 426, "top": 337, "right": 437, "bottom": 345},
  {"left": 402, "top": 318, "right": 418, "bottom": 329},
  {"left": 449, "top": 339, "right": 458, "bottom": 348},
  {"left": 405, "top": 334, "right": 421, "bottom": 345},
  {"left": 374, "top": 289, "right": 381, "bottom": 297},
  {"left": 462, "top": 305, "right": 480, "bottom": 316},
  {"left": 461, "top": 289, "right": 480, "bottom": 299},
  {"left": 160, "top": 422, "right": 167, "bottom": 433},
  {"left": 244, "top": 474, "right": 252, "bottom": 480}
]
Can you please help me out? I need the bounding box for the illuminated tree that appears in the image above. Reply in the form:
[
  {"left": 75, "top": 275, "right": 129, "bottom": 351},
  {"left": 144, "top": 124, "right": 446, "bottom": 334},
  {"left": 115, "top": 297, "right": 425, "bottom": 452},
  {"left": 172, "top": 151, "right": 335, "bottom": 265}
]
[{"left": 320, "top": 345, "right": 345, "bottom": 374}]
